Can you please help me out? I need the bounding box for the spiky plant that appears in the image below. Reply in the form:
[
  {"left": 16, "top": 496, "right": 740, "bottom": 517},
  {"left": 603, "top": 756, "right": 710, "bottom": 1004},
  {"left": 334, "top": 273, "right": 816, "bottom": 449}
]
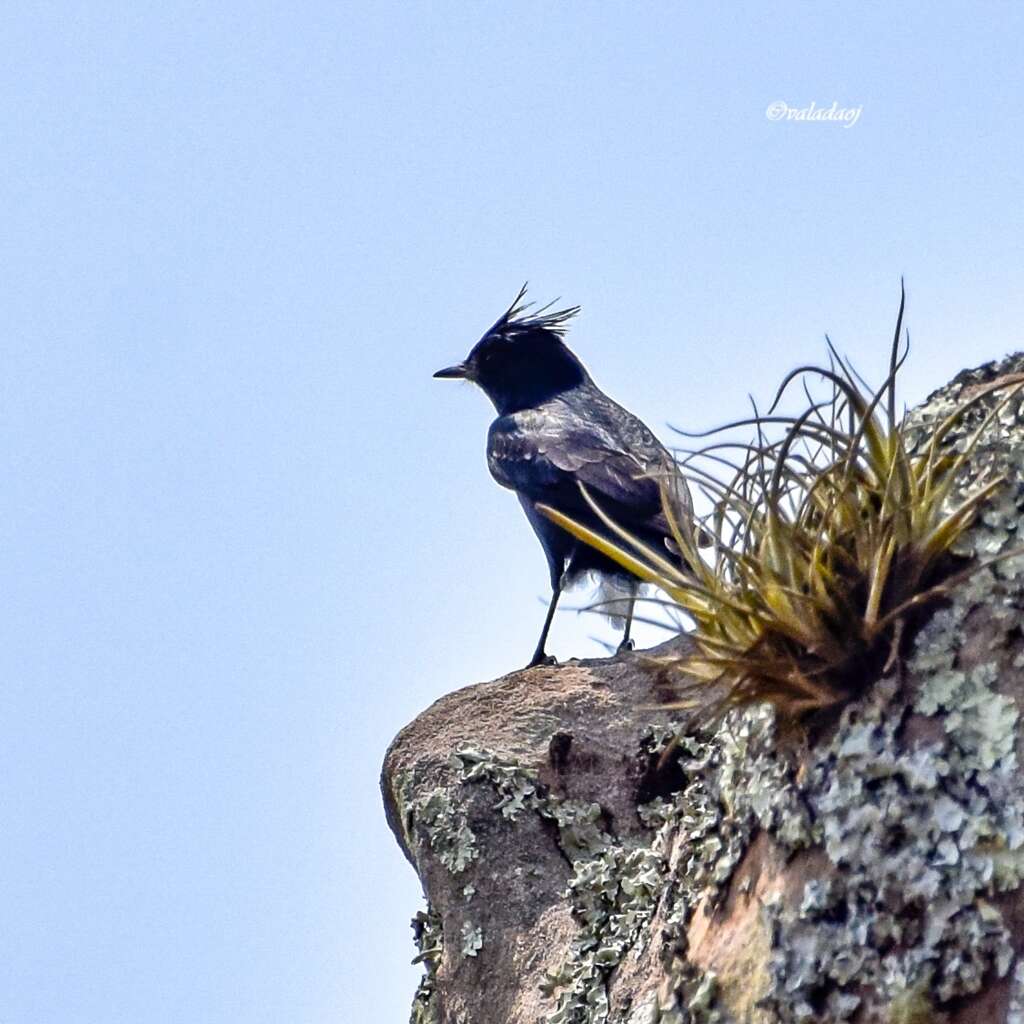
[{"left": 539, "top": 289, "right": 1024, "bottom": 719}]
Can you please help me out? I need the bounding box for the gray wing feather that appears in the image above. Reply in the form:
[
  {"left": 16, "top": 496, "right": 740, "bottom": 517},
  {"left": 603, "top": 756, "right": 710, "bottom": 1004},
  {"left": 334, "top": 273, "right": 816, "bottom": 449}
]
[{"left": 487, "top": 396, "right": 691, "bottom": 530}]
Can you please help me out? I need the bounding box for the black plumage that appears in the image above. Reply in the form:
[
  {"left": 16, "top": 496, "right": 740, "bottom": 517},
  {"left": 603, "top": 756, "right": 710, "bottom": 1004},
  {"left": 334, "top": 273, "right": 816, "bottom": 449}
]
[{"left": 434, "top": 287, "right": 698, "bottom": 667}]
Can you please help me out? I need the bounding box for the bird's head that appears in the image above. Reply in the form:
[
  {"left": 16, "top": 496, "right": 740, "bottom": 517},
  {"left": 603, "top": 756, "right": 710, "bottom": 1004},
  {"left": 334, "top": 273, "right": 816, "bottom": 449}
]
[{"left": 434, "top": 286, "right": 589, "bottom": 414}]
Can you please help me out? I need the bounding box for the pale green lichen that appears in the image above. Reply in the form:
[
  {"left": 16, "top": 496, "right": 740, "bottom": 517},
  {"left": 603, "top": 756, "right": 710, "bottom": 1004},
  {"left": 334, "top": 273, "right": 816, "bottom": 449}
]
[
  {"left": 757, "top": 361, "right": 1024, "bottom": 1021},
  {"left": 457, "top": 741, "right": 728, "bottom": 1023},
  {"left": 453, "top": 744, "right": 648, "bottom": 1023},
  {"left": 548, "top": 799, "right": 610, "bottom": 862},
  {"left": 543, "top": 842, "right": 666, "bottom": 1022},
  {"left": 1008, "top": 960, "right": 1024, "bottom": 1024},
  {"left": 413, "top": 787, "right": 478, "bottom": 874},
  {"left": 541, "top": 706, "right": 811, "bottom": 1024},
  {"left": 409, "top": 905, "right": 442, "bottom": 1024},
  {"left": 641, "top": 965, "right": 726, "bottom": 1024},
  {"left": 644, "top": 705, "right": 812, "bottom": 911},
  {"left": 397, "top": 743, "right": 629, "bottom": 1022},
  {"left": 632, "top": 710, "right": 813, "bottom": 1024},
  {"left": 460, "top": 920, "right": 483, "bottom": 958},
  {"left": 915, "top": 651, "right": 1019, "bottom": 770},
  {"left": 454, "top": 746, "right": 543, "bottom": 820},
  {"left": 760, "top": 662, "right": 1023, "bottom": 1015},
  {"left": 391, "top": 769, "right": 421, "bottom": 856}
]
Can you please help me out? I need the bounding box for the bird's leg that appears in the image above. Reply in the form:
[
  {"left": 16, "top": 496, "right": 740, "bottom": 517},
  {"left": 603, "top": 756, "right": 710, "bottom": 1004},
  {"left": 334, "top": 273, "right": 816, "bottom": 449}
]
[
  {"left": 617, "top": 596, "right": 636, "bottom": 654},
  {"left": 528, "top": 576, "right": 564, "bottom": 668}
]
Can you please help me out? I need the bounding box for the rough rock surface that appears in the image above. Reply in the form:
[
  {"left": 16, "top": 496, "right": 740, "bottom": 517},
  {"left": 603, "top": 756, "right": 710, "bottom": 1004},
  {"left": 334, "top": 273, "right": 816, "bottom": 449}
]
[{"left": 382, "top": 355, "right": 1024, "bottom": 1024}]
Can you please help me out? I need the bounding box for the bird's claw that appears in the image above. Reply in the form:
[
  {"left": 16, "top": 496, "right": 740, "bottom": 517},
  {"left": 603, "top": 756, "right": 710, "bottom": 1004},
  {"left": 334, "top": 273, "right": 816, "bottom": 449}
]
[
  {"left": 617, "top": 639, "right": 636, "bottom": 654},
  {"left": 527, "top": 653, "right": 558, "bottom": 669}
]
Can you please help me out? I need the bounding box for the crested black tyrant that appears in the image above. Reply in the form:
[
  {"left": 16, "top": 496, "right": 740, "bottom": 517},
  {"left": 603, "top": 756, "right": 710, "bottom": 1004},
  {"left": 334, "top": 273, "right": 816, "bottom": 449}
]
[{"left": 434, "top": 286, "right": 700, "bottom": 667}]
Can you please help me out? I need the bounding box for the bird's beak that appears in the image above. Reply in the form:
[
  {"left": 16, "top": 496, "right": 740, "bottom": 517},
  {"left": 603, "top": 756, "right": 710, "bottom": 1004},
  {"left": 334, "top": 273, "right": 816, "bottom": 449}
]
[{"left": 433, "top": 362, "right": 473, "bottom": 380}]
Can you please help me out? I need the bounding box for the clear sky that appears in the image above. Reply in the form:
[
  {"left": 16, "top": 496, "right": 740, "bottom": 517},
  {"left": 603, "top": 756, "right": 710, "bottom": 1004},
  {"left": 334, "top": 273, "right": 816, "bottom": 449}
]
[{"left": 1, "top": 4, "right": 1022, "bottom": 1022}]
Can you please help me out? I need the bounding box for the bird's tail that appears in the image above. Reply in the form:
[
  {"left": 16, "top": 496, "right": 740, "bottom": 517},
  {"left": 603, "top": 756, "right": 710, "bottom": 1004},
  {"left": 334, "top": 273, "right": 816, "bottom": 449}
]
[{"left": 594, "top": 575, "right": 640, "bottom": 628}]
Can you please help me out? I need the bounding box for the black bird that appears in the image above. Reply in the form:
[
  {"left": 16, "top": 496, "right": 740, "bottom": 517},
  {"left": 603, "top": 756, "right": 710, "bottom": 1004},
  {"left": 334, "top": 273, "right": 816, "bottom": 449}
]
[{"left": 434, "top": 287, "right": 699, "bottom": 667}]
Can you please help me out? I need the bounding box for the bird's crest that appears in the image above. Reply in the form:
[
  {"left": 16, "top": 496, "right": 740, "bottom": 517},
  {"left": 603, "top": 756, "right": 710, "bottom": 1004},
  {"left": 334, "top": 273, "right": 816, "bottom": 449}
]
[{"left": 487, "top": 284, "right": 581, "bottom": 341}]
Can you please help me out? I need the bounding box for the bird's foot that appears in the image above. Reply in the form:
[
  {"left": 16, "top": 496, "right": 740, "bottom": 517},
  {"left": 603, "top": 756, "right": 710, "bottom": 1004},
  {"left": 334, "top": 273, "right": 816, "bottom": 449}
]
[
  {"left": 527, "top": 652, "right": 557, "bottom": 669},
  {"left": 617, "top": 638, "right": 636, "bottom": 654}
]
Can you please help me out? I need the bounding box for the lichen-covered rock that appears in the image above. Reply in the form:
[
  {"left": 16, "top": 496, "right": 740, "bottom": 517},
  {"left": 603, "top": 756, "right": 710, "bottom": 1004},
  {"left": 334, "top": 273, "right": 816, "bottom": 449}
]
[{"left": 382, "top": 354, "right": 1024, "bottom": 1024}]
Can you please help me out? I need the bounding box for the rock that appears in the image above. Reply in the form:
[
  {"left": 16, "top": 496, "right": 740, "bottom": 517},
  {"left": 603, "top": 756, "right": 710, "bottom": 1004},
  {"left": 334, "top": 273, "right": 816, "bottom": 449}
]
[{"left": 382, "top": 355, "right": 1024, "bottom": 1023}]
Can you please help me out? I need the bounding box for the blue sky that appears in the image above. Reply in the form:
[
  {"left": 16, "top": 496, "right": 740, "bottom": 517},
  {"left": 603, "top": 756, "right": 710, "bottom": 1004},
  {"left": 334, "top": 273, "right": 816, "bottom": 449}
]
[{"left": 1, "top": 4, "right": 1022, "bottom": 1022}]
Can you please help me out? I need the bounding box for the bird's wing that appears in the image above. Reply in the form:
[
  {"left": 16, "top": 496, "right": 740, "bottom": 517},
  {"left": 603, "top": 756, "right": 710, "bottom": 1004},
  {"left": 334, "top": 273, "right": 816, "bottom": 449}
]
[{"left": 488, "top": 401, "right": 679, "bottom": 528}]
